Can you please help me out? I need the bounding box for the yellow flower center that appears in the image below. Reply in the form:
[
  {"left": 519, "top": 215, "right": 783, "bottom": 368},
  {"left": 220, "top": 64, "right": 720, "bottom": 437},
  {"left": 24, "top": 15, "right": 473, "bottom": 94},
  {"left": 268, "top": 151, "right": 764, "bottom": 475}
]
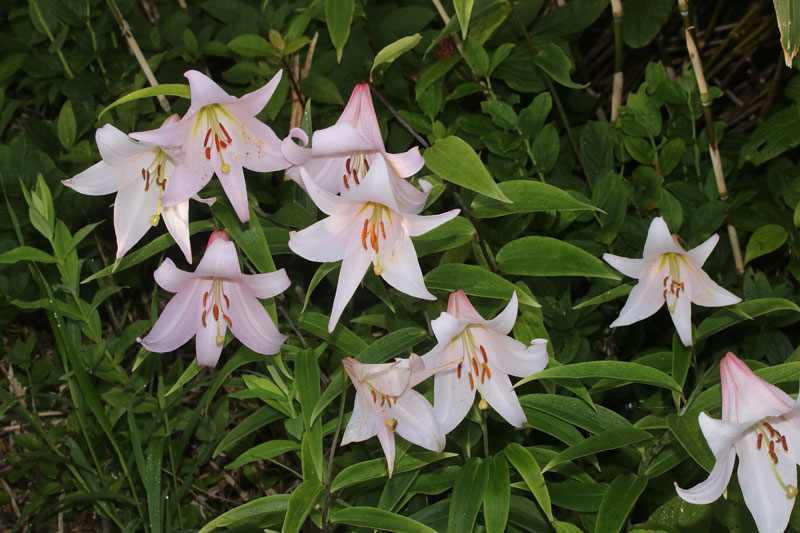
[{"left": 140, "top": 149, "right": 169, "bottom": 226}]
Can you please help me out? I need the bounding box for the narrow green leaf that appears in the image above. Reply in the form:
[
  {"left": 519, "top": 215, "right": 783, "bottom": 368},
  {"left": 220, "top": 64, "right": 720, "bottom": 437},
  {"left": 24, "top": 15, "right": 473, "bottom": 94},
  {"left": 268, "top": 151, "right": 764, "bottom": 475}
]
[
  {"left": 594, "top": 474, "right": 648, "bottom": 533},
  {"left": 331, "top": 451, "right": 456, "bottom": 492},
  {"left": 371, "top": 34, "right": 422, "bottom": 77},
  {"left": 497, "top": 237, "right": 620, "bottom": 280},
  {"left": 423, "top": 136, "right": 511, "bottom": 203},
  {"left": 325, "top": 0, "right": 354, "bottom": 62},
  {"left": 544, "top": 427, "right": 652, "bottom": 471},
  {"left": 572, "top": 284, "right": 631, "bottom": 310},
  {"left": 696, "top": 298, "right": 800, "bottom": 340},
  {"left": 145, "top": 438, "right": 164, "bottom": 533},
  {"left": 302, "top": 262, "right": 338, "bottom": 312},
  {"left": 0, "top": 245, "right": 56, "bottom": 264},
  {"left": 199, "top": 494, "right": 289, "bottom": 533},
  {"left": 505, "top": 444, "right": 552, "bottom": 521},
  {"left": 519, "top": 394, "right": 632, "bottom": 434},
  {"left": 454, "top": 0, "right": 474, "bottom": 39},
  {"left": 213, "top": 407, "right": 282, "bottom": 457},
  {"left": 745, "top": 224, "right": 788, "bottom": 264},
  {"left": 425, "top": 263, "right": 539, "bottom": 307},
  {"left": 99, "top": 84, "right": 190, "bottom": 118},
  {"left": 165, "top": 360, "right": 201, "bottom": 397},
  {"left": 226, "top": 440, "right": 300, "bottom": 470},
  {"left": 281, "top": 480, "right": 324, "bottom": 533},
  {"left": 470, "top": 180, "right": 599, "bottom": 218},
  {"left": 331, "top": 506, "right": 436, "bottom": 533},
  {"left": 516, "top": 360, "right": 682, "bottom": 392},
  {"left": 448, "top": 458, "right": 489, "bottom": 533},
  {"left": 483, "top": 455, "right": 510, "bottom": 533},
  {"left": 413, "top": 216, "right": 475, "bottom": 257},
  {"left": 57, "top": 100, "right": 76, "bottom": 149}
]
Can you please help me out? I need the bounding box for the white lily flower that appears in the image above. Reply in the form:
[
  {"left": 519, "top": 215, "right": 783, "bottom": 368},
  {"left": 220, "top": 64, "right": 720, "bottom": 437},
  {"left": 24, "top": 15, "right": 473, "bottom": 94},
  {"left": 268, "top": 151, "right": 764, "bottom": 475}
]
[
  {"left": 676, "top": 352, "right": 800, "bottom": 533},
  {"left": 341, "top": 355, "right": 445, "bottom": 477},
  {"left": 287, "top": 156, "right": 459, "bottom": 332},
  {"left": 603, "top": 216, "right": 740, "bottom": 346},
  {"left": 421, "top": 290, "right": 549, "bottom": 433}
]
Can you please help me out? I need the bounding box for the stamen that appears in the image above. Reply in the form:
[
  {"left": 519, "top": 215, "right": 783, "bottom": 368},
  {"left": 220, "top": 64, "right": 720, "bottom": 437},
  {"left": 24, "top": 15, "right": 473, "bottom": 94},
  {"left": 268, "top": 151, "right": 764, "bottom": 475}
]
[
  {"left": 380, "top": 221, "right": 386, "bottom": 239},
  {"left": 205, "top": 147, "right": 211, "bottom": 160},
  {"left": 345, "top": 158, "right": 351, "bottom": 174},
  {"left": 757, "top": 433, "right": 763, "bottom": 449},
  {"left": 769, "top": 441, "right": 778, "bottom": 464},
  {"left": 484, "top": 365, "right": 492, "bottom": 380},
  {"left": 765, "top": 422, "right": 777, "bottom": 438},
  {"left": 456, "top": 362, "right": 462, "bottom": 379},
  {"left": 223, "top": 314, "right": 232, "bottom": 327},
  {"left": 223, "top": 294, "right": 230, "bottom": 309},
  {"left": 370, "top": 224, "right": 379, "bottom": 252},
  {"left": 353, "top": 169, "right": 360, "bottom": 185},
  {"left": 479, "top": 345, "right": 488, "bottom": 363},
  {"left": 385, "top": 418, "right": 397, "bottom": 432},
  {"left": 343, "top": 174, "right": 349, "bottom": 189},
  {"left": 361, "top": 219, "right": 369, "bottom": 250},
  {"left": 468, "top": 373, "right": 475, "bottom": 390},
  {"left": 203, "top": 292, "right": 209, "bottom": 308},
  {"left": 782, "top": 435, "right": 789, "bottom": 451},
  {"left": 204, "top": 128, "right": 212, "bottom": 147},
  {"left": 370, "top": 389, "right": 377, "bottom": 403},
  {"left": 471, "top": 357, "right": 480, "bottom": 375},
  {"left": 213, "top": 304, "right": 220, "bottom": 321},
  {"left": 219, "top": 123, "right": 232, "bottom": 143},
  {"left": 201, "top": 310, "right": 207, "bottom": 327}
]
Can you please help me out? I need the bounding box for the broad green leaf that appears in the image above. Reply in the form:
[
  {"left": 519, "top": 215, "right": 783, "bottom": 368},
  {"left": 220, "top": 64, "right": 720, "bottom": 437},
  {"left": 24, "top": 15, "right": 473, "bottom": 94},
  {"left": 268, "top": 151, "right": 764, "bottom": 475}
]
[
  {"left": 423, "top": 136, "right": 511, "bottom": 203},
  {"left": 740, "top": 105, "right": 800, "bottom": 165},
  {"left": 470, "top": 180, "right": 599, "bottom": 218},
  {"left": 497, "top": 237, "right": 620, "bottom": 280},
  {"left": 572, "top": 284, "right": 631, "bottom": 310},
  {"left": 145, "top": 438, "right": 164, "bottom": 533},
  {"left": 520, "top": 394, "right": 632, "bottom": 434},
  {"left": 425, "top": 263, "right": 539, "bottom": 307},
  {"left": 331, "top": 451, "right": 456, "bottom": 492},
  {"left": 594, "top": 474, "right": 648, "bottom": 533},
  {"left": 529, "top": 123, "right": 560, "bottom": 173},
  {"left": 379, "top": 470, "right": 420, "bottom": 511},
  {"left": 543, "top": 427, "right": 652, "bottom": 471},
  {"left": 57, "top": 100, "right": 76, "bottom": 149},
  {"left": 505, "top": 444, "right": 552, "bottom": 521},
  {"left": 413, "top": 216, "right": 475, "bottom": 257},
  {"left": 198, "top": 494, "right": 289, "bottom": 532},
  {"left": 0, "top": 245, "right": 56, "bottom": 264},
  {"left": 448, "top": 458, "right": 489, "bottom": 533},
  {"left": 213, "top": 407, "right": 282, "bottom": 457},
  {"left": 696, "top": 298, "right": 800, "bottom": 340},
  {"left": 532, "top": 43, "right": 586, "bottom": 89},
  {"left": 623, "top": 0, "right": 674, "bottom": 48},
  {"left": 302, "top": 263, "right": 338, "bottom": 312},
  {"left": 745, "top": 224, "right": 788, "bottom": 264},
  {"left": 483, "top": 455, "right": 510, "bottom": 533},
  {"left": 516, "top": 360, "right": 682, "bottom": 392},
  {"left": 325, "top": 0, "right": 354, "bottom": 62},
  {"left": 672, "top": 334, "right": 691, "bottom": 408},
  {"left": 228, "top": 34, "right": 277, "bottom": 57},
  {"left": 519, "top": 93, "right": 552, "bottom": 138},
  {"left": 330, "top": 506, "right": 436, "bottom": 533},
  {"left": 773, "top": 0, "right": 800, "bottom": 66},
  {"left": 299, "top": 312, "right": 367, "bottom": 355},
  {"left": 281, "top": 480, "right": 324, "bottom": 533},
  {"left": 454, "top": 0, "right": 474, "bottom": 39},
  {"left": 371, "top": 34, "right": 422, "bottom": 77},
  {"left": 99, "top": 84, "right": 190, "bottom": 118},
  {"left": 226, "top": 440, "right": 300, "bottom": 470}
]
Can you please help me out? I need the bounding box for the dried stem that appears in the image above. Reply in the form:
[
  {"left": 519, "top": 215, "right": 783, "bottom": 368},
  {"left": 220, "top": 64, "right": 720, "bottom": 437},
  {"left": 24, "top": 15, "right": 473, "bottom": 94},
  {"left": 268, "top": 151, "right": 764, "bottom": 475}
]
[
  {"left": 610, "top": 0, "right": 624, "bottom": 121},
  {"left": 106, "top": 0, "right": 171, "bottom": 113},
  {"left": 677, "top": 0, "right": 744, "bottom": 274}
]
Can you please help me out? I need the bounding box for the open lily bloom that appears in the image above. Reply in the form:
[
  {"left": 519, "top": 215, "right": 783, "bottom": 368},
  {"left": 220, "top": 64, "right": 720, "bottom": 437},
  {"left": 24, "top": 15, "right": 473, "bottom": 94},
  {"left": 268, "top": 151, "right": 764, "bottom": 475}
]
[
  {"left": 602, "top": 217, "right": 740, "bottom": 346},
  {"left": 288, "top": 156, "right": 459, "bottom": 332},
  {"left": 341, "top": 355, "right": 445, "bottom": 476},
  {"left": 421, "top": 290, "right": 549, "bottom": 433},
  {"left": 132, "top": 70, "right": 291, "bottom": 223},
  {"left": 287, "top": 83, "right": 428, "bottom": 213},
  {"left": 139, "top": 230, "right": 290, "bottom": 367},
  {"left": 676, "top": 352, "right": 800, "bottom": 533},
  {"left": 63, "top": 119, "right": 210, "bottom": 262}
]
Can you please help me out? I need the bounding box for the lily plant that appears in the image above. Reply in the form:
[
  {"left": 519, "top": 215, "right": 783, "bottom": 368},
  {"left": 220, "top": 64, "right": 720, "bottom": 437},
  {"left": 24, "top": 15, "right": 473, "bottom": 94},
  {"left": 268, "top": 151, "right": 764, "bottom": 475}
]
[
  {"left": 64, "top": 118, "right": 211, "bottom": 263},
  {"left": 132, "top": 70, "right": 292, "bottom": 223},
  {"left": 676, "top": 352, "right": 800, "bottom": 533},
  {"left": 288, "top": 156, "right": 459, "bottom": 332},
  {"left": 341, "top": 355, "right": 445, "bottom": 476},
  {"left": 603, "top": 216, "right": 740, "bottom": 346},
  {"left": 139, "top": 230, "right": 290, "bottom": 367},
  {"left": 422, "top": 290, "right": 549, "bottom": 433}
]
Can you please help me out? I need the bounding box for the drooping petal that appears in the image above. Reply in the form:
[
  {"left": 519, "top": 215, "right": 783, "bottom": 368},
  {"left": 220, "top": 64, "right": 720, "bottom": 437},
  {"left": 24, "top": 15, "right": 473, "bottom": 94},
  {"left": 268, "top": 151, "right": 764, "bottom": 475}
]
[
  {"left": 603, "top": 253, "right": 645, "bottom": 279},
  {"left": 281, "top": 127, "right": 311, "bottom": 167},
  {"left": 432, "top": 360, "right": 476, "bottom": 434},
  {"left": 337, "top": 83, "right": 385, "bottom": 152},
  {"left": 736, "top": 433, "right": 796, "bottom": 533},
  {"left": 384, "top": 147, "right": 424, "bottom": 178},
  {"left": 609, "top": 263, "right": 666, "bottom": 328},
  {"left": 217, "top": 161, "right": 250, "bottom": 222},
  {"left": 360, "top": 362, "right": 412, "bottom": 398},
  {"left": 233, "top": 114, "right": 290, "bottom": 172},
  {"left": 312, "top": 122, "right": 376, "bottom": 157},
  {"left": 139, "top": 280, "right": 203, "bottom": 353},
  {"left": 668, "top": 285, "right": 694, "bottom": 347},
  {"left": 687, "top": 233, "right": 719, "bottom": 267},
  {"left": 687, "top": 266, "right": 741, "bottom": 308},
  {"left": 195, "top": 236, "right": 242, "bottom": 279},
  {"left": 289, "top": 153, "right": 345, "bottom": 193},
  {"left": 185, "top": 70, "right": 236, "bottom": 114},
  {"left": 339, "top": 156, "right": 401, "bottom": 212},
  {"left": 484, "top": 291, "right": 518, "bottom": 335},
  {"left": 64, "top": 161, "right": 128, "bottom": 196},
  {"left": 340, "top": 386, "right": 378, "bottom": 445},
  {"left": 674, "top": 448, "right": 736, "bottom": 505},
  {"left": 404, "top": 209, "right": 460, "bottom": 236},
  {"left": 390, "top": 172, "right": 430, "bottom": 214},
  {"left": 162, "top": 200, "right": 192, "bottom": 263},
  {"left": 241, "top": 268, "right": 291, "bottom": 299},
  {"left": 113, "top": 178, "right": 159, "bottom": 260},
  {"left": 478, "top": 369, "right": 527, "bottom": 428},
  {"left": 288, "top": 206, "right": 359, "bottom": 263},
  {"left": 153, "top": 258, "right": 194, "bottom": 293},
  {"left": 698, "top": 412, "right": 751, "bottom": 456},
  {"left": 300, "top": 169, "right": 346, "bottom": 216},
  {"left": 328, "top": 243, "right": 371, "bottom": 332},
  {"left": 474, "top": 328, "right": 548, "bottom": 378},
  {"left": 447, "top": 289, "right": 485, "bottom": 323},
  {"left": 379, "top": 235, "right": 435, "bottom": 300},
  {"left": 162, "top": 151, "right": 215, "bottom": 207},
  {"left": 376, "top": 422, "right": 396, "bottom": 477},
  {"left": 196, "top": 302, "right": 227, "bottom": 367},
  {"left": 643, "top": 217, "right": 682, "bottom": 258},
  {"left": 231, "top": 70, "right": 283, "bottom": 116},
  {"left": 130, "top": 117, "right": 191, "bottom": 149},
  {"left": 720, "top": 353, "right": 795, "bottom": 425},
  {"left": 226, "top": 283, "right": 286, "bottom": 355},
  {"left": 392, "top": 389, "right": 446, "bottom": 452},
  {"left": 429, "top": 312, "right": 468, "bottom": 351},
  {"left": 96, "top": 124, "right": 150, "bottom": 166}
]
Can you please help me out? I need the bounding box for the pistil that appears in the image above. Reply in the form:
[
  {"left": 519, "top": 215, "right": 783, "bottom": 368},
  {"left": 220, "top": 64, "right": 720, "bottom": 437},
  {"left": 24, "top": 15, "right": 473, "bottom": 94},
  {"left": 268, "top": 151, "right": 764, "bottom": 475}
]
[
  {"left": 197, "top": 104, "right": 235, "bottom": 174},
  {"left": 200, "top": 278, "right": 233, "bottom": 346}
]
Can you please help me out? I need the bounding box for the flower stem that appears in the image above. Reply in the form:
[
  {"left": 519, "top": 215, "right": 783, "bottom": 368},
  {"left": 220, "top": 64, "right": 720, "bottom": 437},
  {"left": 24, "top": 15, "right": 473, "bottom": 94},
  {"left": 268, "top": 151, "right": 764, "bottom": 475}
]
[
  {"left": 479, "top": 406, "right": 490, "bottom": 457},
  {"left": 321, "top": 385, "right": 348, "bottom": 532}
]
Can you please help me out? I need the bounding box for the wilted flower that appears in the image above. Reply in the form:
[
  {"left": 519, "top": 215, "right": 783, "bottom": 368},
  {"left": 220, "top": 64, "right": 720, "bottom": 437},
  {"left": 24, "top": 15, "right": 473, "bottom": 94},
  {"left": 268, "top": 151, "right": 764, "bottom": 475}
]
[
  {"left": 63, "top": 118, "right": 211, "bottom": 262},
  {"left": 341, "top": 355, "right": 445, "bottom": 476},
  {"left": 422, "top": 291, "right": 549, "bottom": 433},
  {"left": 132, "top": 70, "right": 292, "bottom": 223},
  {"left": 676, "top": 352, "right": 800, "bottom": 533},
  {"left": 139, "top": 230, "right": 289, "bottom": 367},
  {"left": 603, "top": 216, "right": 740, "bottom": 346},
  {"left": 288, "top": 156, "right": 459, "bottom": 332}
]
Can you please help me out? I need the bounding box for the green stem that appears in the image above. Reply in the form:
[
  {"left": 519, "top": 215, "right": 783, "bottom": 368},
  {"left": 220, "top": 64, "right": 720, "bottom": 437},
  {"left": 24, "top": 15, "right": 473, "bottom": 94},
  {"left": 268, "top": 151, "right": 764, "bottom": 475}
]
[{"left": 321, "top": 385, "right": 348, "bottom": 532}]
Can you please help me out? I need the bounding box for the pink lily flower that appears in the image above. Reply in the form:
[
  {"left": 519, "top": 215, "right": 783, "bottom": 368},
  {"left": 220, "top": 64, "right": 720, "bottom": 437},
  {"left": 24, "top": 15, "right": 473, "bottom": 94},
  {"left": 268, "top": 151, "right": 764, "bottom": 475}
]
[
  {"left": 132, "top": 70, "right": 292, "bottom": 223},
  {"left": 139, "top": 230, "right": 290, "bottom": 367},
  {"left": 287, "top": 157, "right": 459, "bottom": 332},
  {"left": 421, "top": 290, "right": 549, "bottom": 433},
  {"left": 63, "top": 118, "right": 211, "bottom": 262},
  {"left": 341, "top": 355, "right": 445, "bottom": 476},
  {"left": 287, "top": 83, "right": 429, "bottom": 213},
  {"left": 603, "top": 217, "right": 740, "bottom": 346},
  {"left": 676, "top": 352, "right": 800, "bottom": 533}
]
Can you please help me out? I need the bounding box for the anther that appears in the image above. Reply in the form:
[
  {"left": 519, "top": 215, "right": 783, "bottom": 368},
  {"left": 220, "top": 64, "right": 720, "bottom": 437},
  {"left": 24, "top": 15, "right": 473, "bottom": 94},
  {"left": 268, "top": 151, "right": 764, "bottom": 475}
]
[
  {"left": 765, "top": 422, "right": 777, "bottom": 437},
  {"left": 769, "top": 441, "right": 778, "bottom": 464},
  {"left": 203, "top": 292, "right": 209, "bottom": 307},
  {"left": 204, "top": 128, "right": 212, "bottom": 147},
  {"left": 361, "top": 219, "right": 369, "bottom": 250},
  {"left": 223, "top": 294, "right": 230, "bottom": 309},
  {"left": 456, "top": 362, "right": 462, "bottom": 379},
  {"left": 370, "top": 224, "right": 379, "bottom": 252},
  {"left": 219, "top": 123, "right": 232, "bottom": 143},
  {"left": 205, "top": 147, "right": 211, "bottom": 160},
  {"left": 213, "top": 304, "right": 220, "bottom": 321},
  {"left": 471, "top": 357, "right": 479, "bottom": 375},
  {"left": 468, "top": 373, "right": 475, "bottom": 390},
  {"left": 223, "top": 314, "right": 232, "bottom": 327},
  {"left": 343, "top": 174, "right": 349, "bottom": 189},
  {"left": 781, "top": 435, "right": 789, "bottom": 451},
  {"left": 345, "top": 158, "right": 351, "bottom": 174},
  {"left": 380, "top": 221, "right": 386, "bottom": 239},
  {"left": 480, "top": 345, "right": 488, "bottom": 363},
  {"left": 757, "top": 433, "right": 763, "bottom": 449},
  {"left": 370, "top": 389, "right": 377, "bottom": 403},
  {"left": 201, "top": 310, "right": 207, "bottom": 327}
]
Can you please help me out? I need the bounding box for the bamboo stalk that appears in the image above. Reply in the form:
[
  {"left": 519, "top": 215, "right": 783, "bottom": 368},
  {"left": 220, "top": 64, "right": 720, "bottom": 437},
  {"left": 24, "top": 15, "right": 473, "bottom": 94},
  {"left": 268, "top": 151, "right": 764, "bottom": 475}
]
[
  {"left": 106, "top": 0, "right": 170, "bottom": 113},
  {"left": 610, "top": 0, "right": 624, "bottom": 121},
  {"left": 677, "top": 0, "right": 745, "bottom": 274}
]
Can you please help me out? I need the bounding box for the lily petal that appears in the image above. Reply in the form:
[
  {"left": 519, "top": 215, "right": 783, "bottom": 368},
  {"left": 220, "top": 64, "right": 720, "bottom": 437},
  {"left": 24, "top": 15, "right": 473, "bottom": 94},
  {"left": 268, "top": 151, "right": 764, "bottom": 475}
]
[
  {"left": 64, "top": 160, "right": 129, "bottom": 196},
  {"left": 113, "top": 178, "right": 159, "bottom": 260},
  {"left": 429, "top": 311, "right": 469, "bottom": 347},
  {"left": 139, "top": 280, "right": 203, "bottom": 352},
  {"left": 217, "top": 161, "right": 250, "bottom": 222},
  {"left": 404, "top": 209, "right": 460, "bottom": 236},
  {"left": 227, "top": 283, "right": 286, "bottom": 355},
  {"left": 185, "top": 70, "right": 237, "bottom": 114},
  {"left": 241, "top": 269, "right": 291, "bottom": 299},
  {"left": 720, "top": 353, "right": 795, "bottom": 425},
  {"left": 339, "top": 156, "right": 401, "bottom": 212},
  {"left": 447, "top": 289, "right": 485, "bottom": 322},
  {"left": 609, "top": 263, "right": 665, "bottom": 328},
  {"left": 687, "top": 233, "right": 719, "bottom": 267},
  {"left": 300, "top": 169, "right": 345, "bottom": 216},
  {"left": 153, "top": 258, "right": 194, "bottom": 293},
  {"left": 478, "top": 369, "right": 527, "bottom": 428},
  {"left": 668, "top": 284, "right": 693, "bottom": 346},
  {"left": 380, "top": 235, "right": 435, "bottom": 300},
  {"left": 484, "top": 291, "right": 518, "bottom": 335},
  {"left": 674, "top": 448, "right": 736, "bottom": 505},
  {"left": 195, "top": 236, "right": 242, "bottom": 279},
  {"left": 196, "top": 301, "right": 227, "bottom": 367},
  {"left": 384, "top": 147, "right": 424, "bottom": 178},
  {"left": 603, "top": 253, "right": 644, "bottom": 279},
  {"left": 432, "top": 356, "right": 476, "bottom": 434},
  {"left": 338, "top": 83, "right": 385, "bottom": 152},
  {"left": 643, "top": 217, "right": 681, "bottom": 258},
  {"left": 281, "top": 128, "right": 311, "bottom": 166},
  {"left": 313, "top": 122, "right": 376, "bottom": 157},
  {"left": 391, "top": 172, "right": 430, "bottom": 214},
  {"left": 698, "top": 412, "right": 751, "bottom": 457},
  {"left": 233, "top": 114, "right": 289, "bottom": 172},
  {"left": 96, "top": 124, "right": 149, "bottom": 165},
  {"left": 232, "top": 70, "right": 283, "bottom": 116},
  {"left": 162, "top": 152, "right": 215, "bottom": 207},
  {"left": 376, "top": 422, "right": 396, "bottom": 477},
  {"left": 341, "top": 386, "right": 378, "bottom": 445},
  {"left": 687, "top": 266, "right": 741, "bottom": 308},
  {"left": 328, "top": 244, "right": 371, "bottom": 332},
  {"left": 130, "top": 117, "right": 191, "bottom": 148},
  {"left": 162, "top": 200, "right": 192, "bottom": 263},
  {"left": 288, "top": 212, "right": 356, "bottom": 263},
  {"left": 474, "top": 329, "right": 548, "bottom": 378},
  {"left": 392, "top": 389, "right": 445, "bottom": 452}
]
